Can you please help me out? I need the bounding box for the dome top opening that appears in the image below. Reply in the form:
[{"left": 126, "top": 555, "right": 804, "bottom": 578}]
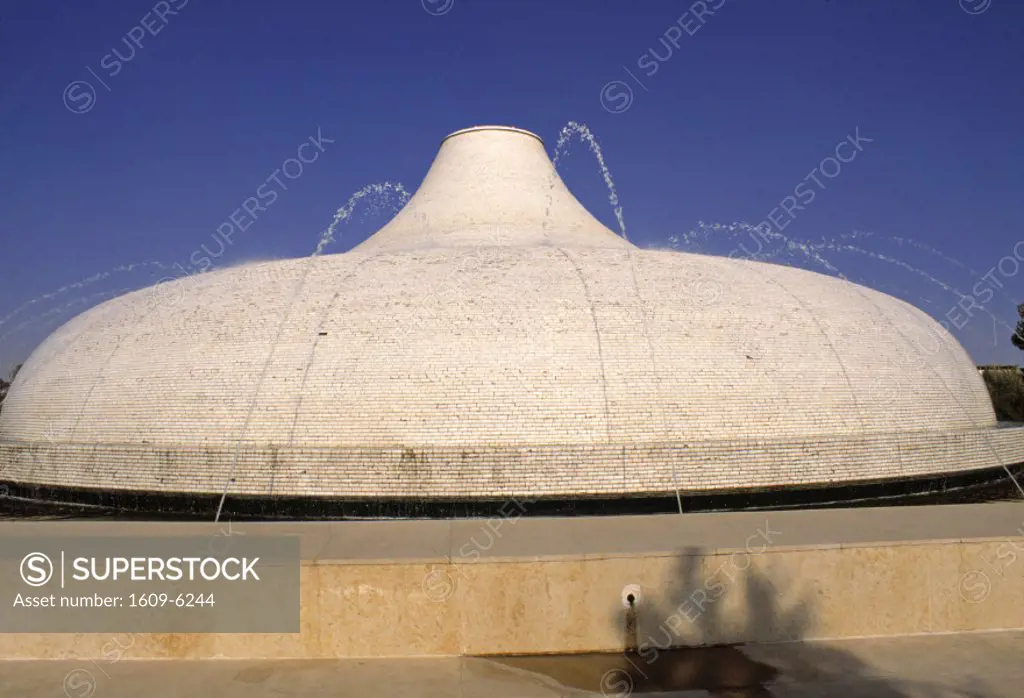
[{"left": 442, "top": 125, "right": 544, "bottom": 145}]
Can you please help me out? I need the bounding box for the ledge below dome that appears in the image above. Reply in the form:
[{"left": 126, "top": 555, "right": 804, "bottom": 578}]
[
  {"left": 2, "top": 461, "right": 1022, "bottom": 520},
  {"left": 2, "top": 423, "right": 1023, "bottom": 512}
]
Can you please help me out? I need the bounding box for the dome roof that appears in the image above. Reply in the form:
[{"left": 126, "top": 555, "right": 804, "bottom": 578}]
[
  {"left": 352, "top": 125, "right": 631, "bottom": 253},
  {"left": 2, "top": 126, "right": 1021, "bottom": 501}
]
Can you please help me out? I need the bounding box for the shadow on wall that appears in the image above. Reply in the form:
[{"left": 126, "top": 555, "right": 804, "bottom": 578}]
[{"left": 490, "top": 547, "right": 996, "bottom": 697}]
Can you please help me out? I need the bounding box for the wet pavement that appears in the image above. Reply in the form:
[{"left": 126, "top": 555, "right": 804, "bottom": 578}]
[{"left": 3, "top": 630, "right": 1021, "bottom": 697}]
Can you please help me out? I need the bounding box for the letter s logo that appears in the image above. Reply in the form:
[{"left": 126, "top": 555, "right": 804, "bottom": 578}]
[{"left": 20, "top": 552, "right": 54, "bottom": 587}]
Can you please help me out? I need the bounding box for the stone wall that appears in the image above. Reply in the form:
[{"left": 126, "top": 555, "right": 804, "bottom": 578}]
[{"left": 0, "top": 506, "right": 1021, "bottom": 659}]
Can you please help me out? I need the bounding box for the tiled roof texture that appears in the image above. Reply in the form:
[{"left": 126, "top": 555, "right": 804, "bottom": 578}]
[{"left": 1, "top": 126, "right": 1017, "bottom": 497}]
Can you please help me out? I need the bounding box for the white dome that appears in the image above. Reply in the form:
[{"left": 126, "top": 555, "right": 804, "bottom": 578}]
[{"left": 1, "top": 126, "right": 1021, "bottom": 501}]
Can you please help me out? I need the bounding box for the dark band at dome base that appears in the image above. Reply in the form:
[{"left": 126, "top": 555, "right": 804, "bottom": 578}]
[{"left": 2, "top": 463, "right": 1021, "bottom": 520}]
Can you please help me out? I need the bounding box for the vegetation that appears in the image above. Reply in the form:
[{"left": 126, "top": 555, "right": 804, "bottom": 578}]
[
  {"left": 0, "top": 364, "right": 21, "bottom": 415},
  {"left": 979, "top": 304, "right": 1024, "bottom": 422},
  {"left": 979, "top": 365, "right": 1024, "bottom": 422},
  {"left": 1014, "top": 303, "right": 1024, "bottom": 352}
]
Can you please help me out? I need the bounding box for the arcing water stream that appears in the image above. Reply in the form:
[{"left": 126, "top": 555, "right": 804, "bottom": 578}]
[{"left": 1, "top": 121, "right": 1019, "bottom": 377}]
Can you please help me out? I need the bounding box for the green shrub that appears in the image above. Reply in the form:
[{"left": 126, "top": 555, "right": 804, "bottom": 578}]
[{"left": 979, "top": 366, "right": 1024, "bottom": 422}]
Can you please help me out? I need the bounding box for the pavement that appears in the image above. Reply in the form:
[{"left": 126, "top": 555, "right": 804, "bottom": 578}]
[
  {"left": 2, "top": 501, "right": 1023, "bottom": 563},
  {"left": 4, "top": 631, "right": 1022, "bottom": 697}
]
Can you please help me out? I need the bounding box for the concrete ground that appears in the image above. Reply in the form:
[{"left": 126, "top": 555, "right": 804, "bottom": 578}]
[
  {"left": 3, "top": 631, "right": 1021, "bottom": 697},
  {"left": 4, "top": 501, "right": 1024, "bottom": 563}
]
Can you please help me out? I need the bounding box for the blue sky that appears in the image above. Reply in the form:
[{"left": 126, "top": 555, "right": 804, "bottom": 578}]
[{"left": 1, "top": 0, "right": 1022, "bottom": 374}]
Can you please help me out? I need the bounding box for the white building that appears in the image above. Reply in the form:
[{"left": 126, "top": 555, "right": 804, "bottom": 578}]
[{"left": 1, "top": 126, "right": 1021, "bottom": 508}]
